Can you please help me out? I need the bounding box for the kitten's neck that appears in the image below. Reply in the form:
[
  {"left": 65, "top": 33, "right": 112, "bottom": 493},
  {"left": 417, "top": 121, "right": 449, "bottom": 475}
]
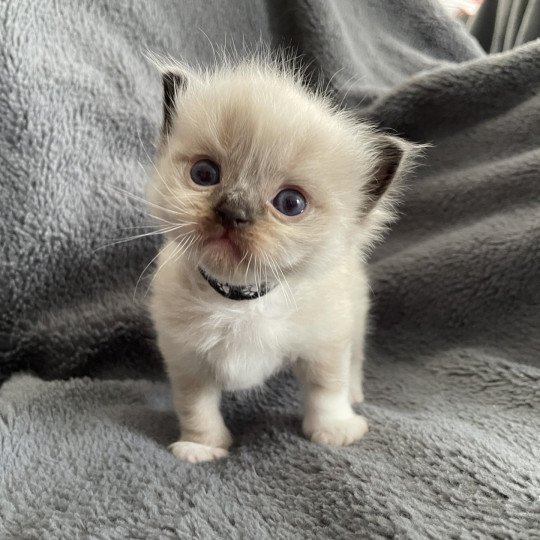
[{"left": 198, "top": 266, "right": 276, "bottom": 301}]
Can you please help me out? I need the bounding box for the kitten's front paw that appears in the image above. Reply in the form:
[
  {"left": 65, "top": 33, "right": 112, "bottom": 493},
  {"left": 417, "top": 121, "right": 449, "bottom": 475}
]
[
  {"left": 169, "top": 441, "right": 228, "bottom": 463},
  {"left": 304, "top": 414, "right": 368, "bottom": 446}
]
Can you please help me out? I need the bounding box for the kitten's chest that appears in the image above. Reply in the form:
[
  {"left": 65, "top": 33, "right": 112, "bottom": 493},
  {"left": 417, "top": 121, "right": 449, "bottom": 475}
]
[{"left": 185, "top": 299, "right": 293, "bottom": 390}]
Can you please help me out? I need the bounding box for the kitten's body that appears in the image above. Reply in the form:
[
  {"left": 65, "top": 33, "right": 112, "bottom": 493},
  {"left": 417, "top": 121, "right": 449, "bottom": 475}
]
[
  {"left": 152, "top": 239, "right": 367, "bottom": 395},
  {"left": 148, "top": 56, "right": 415, "bottom": 462}
]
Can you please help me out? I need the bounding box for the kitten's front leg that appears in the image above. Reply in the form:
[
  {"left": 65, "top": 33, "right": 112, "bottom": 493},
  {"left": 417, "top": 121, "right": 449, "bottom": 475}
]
[
  {"left": 297, "top": 343, "right": 368, "bottom": 446},
  {"left": 164, "top": 348, "right": 232, "bottom": 462}
]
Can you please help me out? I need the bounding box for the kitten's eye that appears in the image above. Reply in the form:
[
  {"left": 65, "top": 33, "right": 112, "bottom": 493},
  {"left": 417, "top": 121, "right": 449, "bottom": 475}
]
[
  {"left": 190, "top": 159, "right": 220, "bottom": 186},
  {"left": 272, "top": 189, "right": 307, "bottom": 217}
]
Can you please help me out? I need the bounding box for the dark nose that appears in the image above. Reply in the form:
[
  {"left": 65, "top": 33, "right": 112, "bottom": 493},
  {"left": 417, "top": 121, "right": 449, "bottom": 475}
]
[{"left": 215, "top": 200, "right": 253, "bottom": 229}]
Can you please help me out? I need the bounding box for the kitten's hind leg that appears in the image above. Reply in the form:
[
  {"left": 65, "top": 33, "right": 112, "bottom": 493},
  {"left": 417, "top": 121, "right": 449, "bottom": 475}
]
[
  {"left": 349, "top": 303, "right": 367, "bottom": 405},
  {"left": 297, "top": 342, "right": 368, "bottom": 447}
]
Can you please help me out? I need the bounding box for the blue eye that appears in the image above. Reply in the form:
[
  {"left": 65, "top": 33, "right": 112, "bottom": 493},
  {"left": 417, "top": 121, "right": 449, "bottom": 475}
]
[
  {"left": 190, "top": 159, "right": 220, "bottom": 186},
  {"left": 272, "top": 189, "right": 307, "bottom": 217}
]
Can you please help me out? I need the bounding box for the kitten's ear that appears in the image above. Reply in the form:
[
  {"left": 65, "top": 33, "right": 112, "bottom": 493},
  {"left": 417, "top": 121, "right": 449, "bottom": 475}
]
[
  {"left": 363, "top": 134, "right": 418, "bottom": 214},
  {"left": 161, "top": 69, "right": 188, "bottom": 137}
]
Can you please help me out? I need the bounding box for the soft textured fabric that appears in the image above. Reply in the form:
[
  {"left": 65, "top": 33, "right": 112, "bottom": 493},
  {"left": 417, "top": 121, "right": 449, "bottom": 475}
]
[{"left": 1, "top": 0, "right": 539, "bottom": 537}]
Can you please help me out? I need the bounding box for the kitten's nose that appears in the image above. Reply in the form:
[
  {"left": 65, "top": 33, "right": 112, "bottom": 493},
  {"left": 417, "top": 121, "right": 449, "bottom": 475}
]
[{"left": 215, "top": 201, "right": 253, "bottom": 229}]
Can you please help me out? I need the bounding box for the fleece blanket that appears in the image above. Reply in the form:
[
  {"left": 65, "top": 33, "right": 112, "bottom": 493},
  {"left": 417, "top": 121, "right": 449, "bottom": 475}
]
[{"left": 1, "top": 0, "right": 539, "bottom": 537}]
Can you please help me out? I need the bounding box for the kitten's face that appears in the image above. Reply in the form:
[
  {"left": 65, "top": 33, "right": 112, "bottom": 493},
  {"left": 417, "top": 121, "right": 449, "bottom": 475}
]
[{"left": 149, "top": 65, "right": 404, "bottom": 285}]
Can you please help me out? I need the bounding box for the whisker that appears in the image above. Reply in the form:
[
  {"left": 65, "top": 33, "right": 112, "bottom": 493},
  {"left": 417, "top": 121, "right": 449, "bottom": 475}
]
[
  {"left": 253, "top": 256, "right": 259, "bottom": 294},
  {"left": 256, "top": 256, "right": 262, "bottom": 296},
  {"left": 244, "top": 253, "right": 253, "bottom": 285},
  {"left": 173, "top": 234, "right": 198, "bottom": 265},
  {"left": 133, "top": 246, "right": 164, "bottom": 300},
  {"left": 143, "top": 234, "right": 191, "bottom": 297},
  {"left": 136, "top": 130, "right": 176, "bottom": 196},
  {"left": 265, "top": 253, "right": 292, "bottom": 308},
  {"left": 276, "top": 263, "right": 298, "bottom": 311},
  {"left": 112, "top": 185, "right": 184, "bottom": 220},
  {"left": 262, "top": 253, "right": 270, "bottom": 300},
  {"left": 138, "top": 126, "right": 203, "bottom": 222},
  {"left": 139, "top": 160, "right": 192, "bottom": 214},
  {"left": 109, "top": 185, "right": 186, "bottom": 219},
  {"left": 267, "top": 251, "right": 297, "bottom": 310},
  {"left": 233, "top": 250, "right": 249, "bottom": 280},
  {"left": 184, "top": 234, "right": 202, "bottom": 264},
  {"left": 116, "top": 224, "right": 169, "bottom": 231},
  {"left": 164, "top": 141, "right": 198, "bottom": 207},
  {"left": 145, "top": 213, "right": 198, "bottom": 229},
  {"left": 94, "top": 225, "right": 184, "bottom": 252}
]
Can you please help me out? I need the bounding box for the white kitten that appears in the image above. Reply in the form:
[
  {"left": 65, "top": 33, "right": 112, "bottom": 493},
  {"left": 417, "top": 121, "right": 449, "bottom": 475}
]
[{"left": 147, "top": 55, "right": 417, "bottom": 462}]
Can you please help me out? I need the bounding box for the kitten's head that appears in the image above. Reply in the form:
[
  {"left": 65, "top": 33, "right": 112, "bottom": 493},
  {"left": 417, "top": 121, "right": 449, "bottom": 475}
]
[{"left": 149, "top": 57, "right": 416, "bottom": 285}]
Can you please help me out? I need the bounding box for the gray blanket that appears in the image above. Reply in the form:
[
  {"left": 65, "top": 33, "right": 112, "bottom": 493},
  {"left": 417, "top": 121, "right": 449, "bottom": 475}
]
[{"left": 1, "top": 0, "right": 539, "bottom": 537}]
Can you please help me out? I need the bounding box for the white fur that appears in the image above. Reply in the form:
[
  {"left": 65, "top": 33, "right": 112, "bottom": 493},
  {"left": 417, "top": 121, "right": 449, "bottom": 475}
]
[{"left": 148, "top": 56, "right": 416, "bottom": 462}]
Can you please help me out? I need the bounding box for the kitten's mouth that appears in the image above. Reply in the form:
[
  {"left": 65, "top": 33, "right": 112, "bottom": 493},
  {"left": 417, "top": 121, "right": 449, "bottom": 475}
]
[{"left": 203, "top": 227, "right": 244, "bottom": 260}]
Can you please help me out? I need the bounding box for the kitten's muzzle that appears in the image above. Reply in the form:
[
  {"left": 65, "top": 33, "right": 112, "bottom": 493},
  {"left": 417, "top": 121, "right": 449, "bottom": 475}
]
[{"left": 214, "top": 200, "right": 253, "bottom": 229}]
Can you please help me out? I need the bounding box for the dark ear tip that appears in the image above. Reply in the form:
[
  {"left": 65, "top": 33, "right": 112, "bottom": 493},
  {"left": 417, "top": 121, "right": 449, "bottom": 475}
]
[
  {"left": 363, "top": 134, "right": 420, "bottom": 213},
  {"left": 161, "top": 71, "right": 188, "bottom": 136},
  {"left": 162, "top": 71, "right": 186, "bottom": 91},
  {"left": 378, "top": 134, "right": 411, "bottom": 161},
  {"left": 369, "top": 136, "right": 406, "bottom": 198},
  {"left": 379, "top": 136, "right": 405, "bottom": 166}
]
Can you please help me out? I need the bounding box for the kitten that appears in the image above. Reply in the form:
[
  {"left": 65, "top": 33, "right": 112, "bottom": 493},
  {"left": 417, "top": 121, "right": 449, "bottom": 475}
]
[{"left": 148, "top": 56, "right": 417, "bottom": 462}]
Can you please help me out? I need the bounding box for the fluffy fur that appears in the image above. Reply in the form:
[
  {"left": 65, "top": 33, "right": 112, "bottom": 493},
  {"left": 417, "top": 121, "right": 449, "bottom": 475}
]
[{"left": 148, "top": 56, "right": 417, "bottom": 462}]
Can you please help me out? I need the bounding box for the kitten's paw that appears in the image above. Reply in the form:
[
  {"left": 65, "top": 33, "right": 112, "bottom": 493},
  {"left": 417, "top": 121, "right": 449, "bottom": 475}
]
[
  {"left": 304, "top": 414, "right": 368, "bottom": 446},
  {"left": 169, "top": 441, "right": 228, "bottom": 463}
]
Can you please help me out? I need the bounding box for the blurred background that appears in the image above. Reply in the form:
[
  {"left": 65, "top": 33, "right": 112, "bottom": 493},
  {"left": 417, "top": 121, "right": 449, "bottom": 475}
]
[
  {"left": 439, "top": 0, "right": 540, "bottom": 51},
  {"left": 438, "top": 0, "right": 483, "bottom": 19}
]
